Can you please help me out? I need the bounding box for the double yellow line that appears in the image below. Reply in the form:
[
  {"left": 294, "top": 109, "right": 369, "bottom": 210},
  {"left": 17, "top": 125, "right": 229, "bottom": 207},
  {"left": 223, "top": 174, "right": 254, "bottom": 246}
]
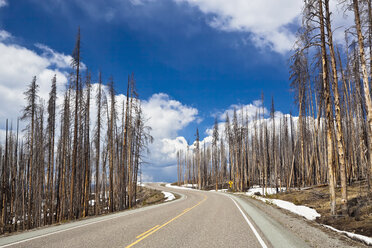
[{"left": 125, "top": 195, "right": 207, "bottom": 248}]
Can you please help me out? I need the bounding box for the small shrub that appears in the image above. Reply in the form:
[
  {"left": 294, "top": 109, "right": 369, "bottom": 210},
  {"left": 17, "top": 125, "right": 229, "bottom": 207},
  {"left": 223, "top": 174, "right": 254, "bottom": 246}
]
[{"left": 254, "top": 192, "right": 261, "bottom": 196}]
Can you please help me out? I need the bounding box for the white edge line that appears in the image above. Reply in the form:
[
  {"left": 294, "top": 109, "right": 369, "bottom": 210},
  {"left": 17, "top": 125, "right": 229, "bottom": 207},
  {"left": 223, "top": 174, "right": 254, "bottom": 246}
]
[
  {"left": 0, "top": 187, "right": 185, "bottom": 248},
  {"left": 229, "top": 196, "right": 268, "bottom": 248}
]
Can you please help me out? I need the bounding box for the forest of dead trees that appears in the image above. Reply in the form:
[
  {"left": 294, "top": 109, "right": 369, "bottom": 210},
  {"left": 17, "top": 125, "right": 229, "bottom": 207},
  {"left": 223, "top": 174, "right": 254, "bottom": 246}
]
[
  {"left": 177, "top": 0, "right": 372, "bottom": 216},
  {"left": 0, "top": 29, "right": 153, "bottom": 234}
]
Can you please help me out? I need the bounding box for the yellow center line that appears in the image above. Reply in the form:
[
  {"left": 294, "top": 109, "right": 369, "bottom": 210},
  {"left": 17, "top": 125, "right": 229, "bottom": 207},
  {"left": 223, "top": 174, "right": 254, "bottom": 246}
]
[
  {"left": 136, "top": 225, "right": 160, "bottom": 239},
  {"left": 125, "top": 195, "right": 207, "bottom": 248}
]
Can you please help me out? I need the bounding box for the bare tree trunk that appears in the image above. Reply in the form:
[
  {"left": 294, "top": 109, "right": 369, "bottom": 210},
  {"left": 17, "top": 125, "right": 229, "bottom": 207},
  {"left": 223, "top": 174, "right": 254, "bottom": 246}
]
[
  {"left": 324, "top": 0, "right": 348, "bottom": 214},
  {"left": 70, "top": 28, "right": 81, "bottom": 220},
  {"left": 108, "top": 79, "right": 115, "bottom": 213},
  {"left": 353, "top": 0, "right": 372, "bottom": 189},
  {"left": 318, "top": 0, "right": 336, "bottom": 215},
  {"left": 83, "top": 74, "right": 91, "bottom": 217},
  {"left": 95, "top": 73, "right": 102, "bottom": 215}
]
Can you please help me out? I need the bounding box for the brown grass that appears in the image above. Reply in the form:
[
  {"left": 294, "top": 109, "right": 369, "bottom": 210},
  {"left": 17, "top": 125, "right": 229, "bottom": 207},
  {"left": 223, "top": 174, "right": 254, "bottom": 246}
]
[{"left": 136, "top": 187, "right": 165, "bottom": 206}]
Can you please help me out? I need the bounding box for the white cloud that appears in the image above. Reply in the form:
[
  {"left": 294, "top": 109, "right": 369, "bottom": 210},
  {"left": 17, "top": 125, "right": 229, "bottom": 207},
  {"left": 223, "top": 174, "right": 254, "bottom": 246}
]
[
  {"left": 174, "top": 0, "right": 302, "bottom": 53},
  {"left": 0, "top": 0, "right": 7, "bottom": 8},
  {"left": 35, "top": 43, "right": 73, "bottom": 69},
  {"left": 0, "top": 41, "right": 69, "bottom": 123},
  {"left": 142, "top": 93, "right": 198, "bottom": 166},
  {"left": 142, "top": 93, "right": 198, "bottom": 138},
  {"left": 83, "top": 89, "right": 198, "bottom": 173},
  {"left": 218, "top": 100, "right": 267, "bottom": 122},
  {"left": 0, "top": 32, "right": 199, "bottom": 181},
  {"left": 0, "top": 30, "right": 11, "bottom": 41},
  {"left": 157, "top": 136, "right": 189, "bottom": 163},
  {"left": 174, "top": 0, "right": 355, "bottom": 53},
  {"left": 328, "top": 0, "right": 354, "bottom": 45},
  {"left": 197, "top": 100, "right": 288, "bottom": 156}
]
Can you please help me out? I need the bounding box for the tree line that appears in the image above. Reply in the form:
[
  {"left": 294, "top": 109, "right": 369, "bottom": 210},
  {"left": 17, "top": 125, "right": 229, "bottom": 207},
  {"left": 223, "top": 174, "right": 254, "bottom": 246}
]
[
  {"left": 177, "top": 0, "right": 371, "bottom": 216},
  {"left": 0, "top": 28, "right": 152, "bottom": 233}
]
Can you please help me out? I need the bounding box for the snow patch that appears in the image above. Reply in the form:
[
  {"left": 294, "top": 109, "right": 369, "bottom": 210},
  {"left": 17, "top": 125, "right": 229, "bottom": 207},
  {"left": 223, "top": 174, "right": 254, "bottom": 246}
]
[
  {"left": 165, "top": 183, "right": 195, "bottom": 190},
  {"left": 162, "top": 191, "right": 176, "bottom": 202},
  {"left": 209, "top": 189, "right": 228, "bottom": 192},
  {"left": 323, "top": 224, "right": 372, "bottom": 246},
  {"left": 245, "top": 186, "right": 286, "bottom": 196},
  {"left": 183, "top": 184, "right": 198, "bottom": 188},
  {"left": 251, "top": 195, "right": 320, "bottom": 221}
]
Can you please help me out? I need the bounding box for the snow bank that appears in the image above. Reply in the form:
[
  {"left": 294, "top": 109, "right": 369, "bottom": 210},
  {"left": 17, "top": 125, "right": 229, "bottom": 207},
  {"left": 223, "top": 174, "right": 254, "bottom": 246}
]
[
  {"left": 162, "top": 191, "right": 176, "bottom": 202},
  {"left": 323, "top": 224, "right": 372, "bottom": 246},
  {"left": 247, "top": 187, "right": 371, "bottom": 245},
  {"left": 252, "top": 196, "right": 320, "bottom": 221},
  {"left": 209, "top": 189, "right": 228, "bottom": 192},
  {"left": 245, "top": 186, "right": 286, "bottom": 196},
  {"left": 245, "top": 186, "right": 320, "bottom": 221},
  {"left": 165, "top": 183, "right": 195, "bottom": 190},
  {"left": 183, "top": 184, "right": 198, "bottom": 188}
]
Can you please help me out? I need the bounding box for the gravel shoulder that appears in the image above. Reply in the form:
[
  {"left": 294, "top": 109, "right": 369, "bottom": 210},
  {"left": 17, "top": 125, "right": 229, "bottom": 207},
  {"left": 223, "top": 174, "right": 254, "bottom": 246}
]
[{"left": 236, "top": 193, "right": 368, "bottom": 248}]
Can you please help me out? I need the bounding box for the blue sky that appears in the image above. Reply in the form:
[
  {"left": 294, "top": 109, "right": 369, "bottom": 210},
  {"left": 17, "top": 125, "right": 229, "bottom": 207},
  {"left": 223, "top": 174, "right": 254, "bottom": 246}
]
[{"left": 0, "top": 0, "right": 313, "bottom": 181}]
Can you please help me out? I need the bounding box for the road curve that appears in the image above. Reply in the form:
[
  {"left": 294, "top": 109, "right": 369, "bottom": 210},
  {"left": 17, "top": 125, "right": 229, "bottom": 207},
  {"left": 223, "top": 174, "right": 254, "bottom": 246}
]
[{"left": 0, "top": 184, "right": 364, "bottom": 248}]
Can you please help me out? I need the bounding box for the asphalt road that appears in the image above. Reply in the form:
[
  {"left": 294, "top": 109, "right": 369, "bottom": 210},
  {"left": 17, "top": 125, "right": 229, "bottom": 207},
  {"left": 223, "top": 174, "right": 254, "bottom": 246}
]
[{"left": 0, "top": 184, "right": 365, "bottom": 248}]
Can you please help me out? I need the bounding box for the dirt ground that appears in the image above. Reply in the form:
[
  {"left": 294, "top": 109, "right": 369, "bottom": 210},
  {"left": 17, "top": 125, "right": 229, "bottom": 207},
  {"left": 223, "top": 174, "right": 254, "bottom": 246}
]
[{"left": 267, "top": 181, "right": 372, "bottom": 237}]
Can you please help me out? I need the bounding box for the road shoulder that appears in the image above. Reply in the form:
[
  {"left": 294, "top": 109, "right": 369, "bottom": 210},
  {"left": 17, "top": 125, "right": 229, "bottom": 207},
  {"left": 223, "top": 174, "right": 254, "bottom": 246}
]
[{"left": 233, "top": 194, "right": 367, "bottom": 248}]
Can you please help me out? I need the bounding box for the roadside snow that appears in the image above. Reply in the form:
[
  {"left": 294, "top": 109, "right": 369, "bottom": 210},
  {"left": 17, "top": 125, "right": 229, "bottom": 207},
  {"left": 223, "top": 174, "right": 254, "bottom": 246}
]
[
  {"left": 251, "top": 196, "right": 320, "bottom": 221},
  {"left": 162, "top": 191, "right": 175, "bottom": 202},
  {"left": 244, "top": 186, "right": 319, "bottom": 221},
  {"left": 323, "top": 224, "right": 372, "bottom": 246},
  {"left": 209, "top": 189, "right": 228, "bottom": 192},
  {"left": 165, "top": 183, "right": 195, "bottom": 190},
  {"left": 245, "top": 186, "right": 286, "bottom": 196},
  {"left": 183, "top": 184, "right": 198, "bottom": 188},
  {"left": 246, "top": 186, "right": 371, "bottom": 245}
]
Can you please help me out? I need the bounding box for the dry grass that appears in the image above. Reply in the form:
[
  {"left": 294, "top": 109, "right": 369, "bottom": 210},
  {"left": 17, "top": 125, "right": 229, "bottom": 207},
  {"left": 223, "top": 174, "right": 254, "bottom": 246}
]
[
  {"left": 270, "top": 182, "right": 372, "bottom": 237},
  {"left": 136, "top": 187, "right": 165, "bottom": 206}
]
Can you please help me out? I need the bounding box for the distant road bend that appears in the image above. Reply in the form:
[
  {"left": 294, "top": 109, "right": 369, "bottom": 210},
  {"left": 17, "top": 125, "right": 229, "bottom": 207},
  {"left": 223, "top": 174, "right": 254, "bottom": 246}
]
[{"left": 0, "top": 184, "right": 366, "bottom": 248}]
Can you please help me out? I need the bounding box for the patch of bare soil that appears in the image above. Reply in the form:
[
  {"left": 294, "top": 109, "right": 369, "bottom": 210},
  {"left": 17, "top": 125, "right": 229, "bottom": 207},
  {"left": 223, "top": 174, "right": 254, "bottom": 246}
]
[{"left": 268, "top": 181, "right": 372, "bottom": 237}]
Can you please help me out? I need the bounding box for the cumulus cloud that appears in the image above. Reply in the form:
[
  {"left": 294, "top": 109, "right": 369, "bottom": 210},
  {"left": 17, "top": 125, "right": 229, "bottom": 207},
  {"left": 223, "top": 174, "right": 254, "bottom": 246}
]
[
  {"left": 0, "top": 40, "right": 69, "bottom": 124},
  {"left": 174, "top": 0, "right": 354, "bottom": 53},
  {"left": 35, "top": 43, "right": 74, "bottom": 69},
  {"left": 0, "top": 31, "right": 200, "bottom": 182},
  {"left": 194, "top": 100, "right": 288, "bottom": 155},
  {"left": 199, "top": 100, "right": 270, "bottom": 144},
  {"left": 142, "top": 93, "right": 198, "bottom": 167},
  {"left": 217, "top": 100, "right": 267, "bottom": 122},
  {"left": 174, "top": 0, "right": 302, "bottom": 53},
  {"left": 142, "top": 93, "right": 198, "bottom": 138}
]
